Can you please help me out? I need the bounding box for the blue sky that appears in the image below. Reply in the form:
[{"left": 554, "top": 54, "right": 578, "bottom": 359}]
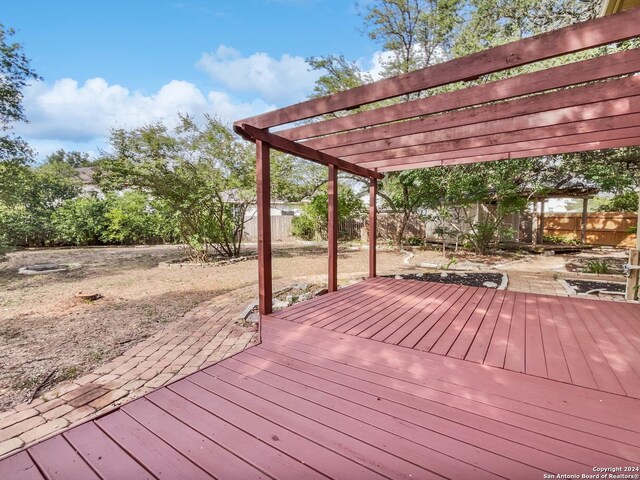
[{"left": 3, "top": 0, "right": 381, "bottom": 158}]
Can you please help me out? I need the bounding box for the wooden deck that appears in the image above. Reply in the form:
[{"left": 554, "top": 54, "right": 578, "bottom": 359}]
[
  {"left": 273, "top": 277, "right": 640, "bottom": 398},
  {"left": 2, "top": 278, "right": 640, "bottom": 479}
]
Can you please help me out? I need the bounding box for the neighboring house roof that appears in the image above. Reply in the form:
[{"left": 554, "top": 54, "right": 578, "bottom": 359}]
[{"left": 75, "top": 166, "right": 96, "bottom": 185}]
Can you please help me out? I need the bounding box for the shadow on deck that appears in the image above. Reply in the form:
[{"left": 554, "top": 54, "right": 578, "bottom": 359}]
[{"left": 2, "top": 278, "right": 639, "bottom": 479}]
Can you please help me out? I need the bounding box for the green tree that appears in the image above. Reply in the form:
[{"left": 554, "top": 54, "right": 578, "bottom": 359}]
[
  {"left": 52, "top": 195, "right": 107, "bottom": 245},
  {"left": 0, "top": 24, "right": 39, "bottom": 164},
  {"left": 102, "top": 191, "right": 178, "bottom": 245},
  {"left": 596, "top": 191, "right": 639, "bottom": 213},
  {"left": 46, "top": 149, "right": 94, "bottom": 168},
  {"left": 292, "top": 184, "right": 365, "bottom": 240},
  {"left": 0, "top": 161, "right": 81, "bottom": 246}
]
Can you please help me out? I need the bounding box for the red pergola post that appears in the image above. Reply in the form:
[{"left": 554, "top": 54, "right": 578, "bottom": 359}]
[
  {"left": 328, "top": 165, "right": 338, "bottom": 292},
  {"left": 256, "top": 139, "right": 272, "bottom": 316},
  {"left": 369, "top": 178, "right": 377, "bottom": 278}
]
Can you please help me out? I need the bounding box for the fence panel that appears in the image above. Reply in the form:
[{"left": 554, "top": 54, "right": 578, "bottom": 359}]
[
  {"left": 244, "top": 216, "right": 296, "bottom": 242},
  {"left": 544, "top": 212, "right": 637, "bottom": 247}
]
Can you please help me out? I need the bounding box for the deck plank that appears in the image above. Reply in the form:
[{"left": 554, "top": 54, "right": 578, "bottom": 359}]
[
  {"left": 257, "top": 336, "right": 640, "bottom": 462},
  {"left": 430, "top": 287, "right": 491, "bottom": 355},
  {"left": 0, "top": 452, "right": 45, "bottom": 480},
  {"left": 212, "top": 358, "right": 538, "bottom": 479},
  {"left": 241, "top": 347, "right": 630, "bottom": 468},
  {"left": 121, "top": 398, "right": 270, "bottom": 479},
  {"left": 446, "top": 288, "right": 497, "bottom": 359},
  {"left": 483, "top": 290, "right": 515, "bottom": 368},
  {"left": 28, "top": 436, "right": 101, "bottom": 480},
  {"left": 263, "top": 317, "right": 640, "bottom": 433},
  {"left": 465, "top": 289, "right": 507, "bottom": 363},
  {"left": 339, "top": 280, "right": 433, "bottom": 335},
  {"left": 96, "top": 410, "right": 214, "bottom": 480},
  {"left": 146, "top": 388, "right": 329, "bottom": 480},
  {"left": 369, "top": 283, "right": 452, "bottom": 341},
  {"left": 169, "top": 377, "right": 387, "bottom": 480},
  {"left": 63, "top": 422, "right": 153, "bottom": 480}
]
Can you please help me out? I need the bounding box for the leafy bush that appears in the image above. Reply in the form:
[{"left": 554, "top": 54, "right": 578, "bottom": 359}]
[
  {"left": 102, "top": 192, "right": 177, "bottom": 245},
  {"left": 291, "top": 185, "right": 365, "bottom": 241},
  {"left": 406, "top": 236, "right": 424, "bottom": 246},
  {"left": 52, "top": 195, "right": 107, "bottom": 245},
  {"left": 543, "top": 234, "right": 579, "bottom": 245},
  {"left": 585, "top": 260, "right": 609, "bottom": 274}
]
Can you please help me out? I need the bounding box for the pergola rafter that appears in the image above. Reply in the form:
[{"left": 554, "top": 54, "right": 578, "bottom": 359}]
[{"left": 233, "top": 6, "right": 640, "bottom": 315}]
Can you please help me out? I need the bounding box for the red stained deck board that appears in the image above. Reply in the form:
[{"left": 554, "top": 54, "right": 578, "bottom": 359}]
[
  {"left": 145, "top": 388, "right": 328, "bottom": 480},
  {"left": 317, "top": 278, "right": 417, "bottom": 331},
  {"left": 212, "top": 357, "right": 537, "bottom": 479},
  {"left": 262, "top": 316, "right": 637, "bottom": 414},
  {"left": 368, "top": 282, "right": 452, "bottom": 341},
  {"left": 169, "top": 376, "right": 384, "bottom": 480},
  {"left": 96, "top": 410, "right": 214, "bottom": 480},
  {"left": 336, "top": 279, "right": 433, "bottom": 334},
  {"left": 201, "top": 365, "right": 467, "bottom": 479},
  {"left": 414, "top": 287, "right": 484, "bottom": 352},
  {"left": 356, "top": 281, "right": 444, "bottom": 338},
  {"left": 121, "top": 398, "right": 270, "bottom": 480},
  {"left": 446, "top": 287, "right": 498, "bottom": 359},
  {"left": 483, "top": 290, "right": 516, "bottom": 368},
  {"left": 241, "top": 346, "right": 625, "bottom": 471},
  {"left": 0, "top": 452, "right": 45, "bottom": 480},
  {"left": 384, "top": 284, "right": 463, "bottom": 345},
  {"left": 28, "top": 436, "right": 100, "bottom": 480},
  {"left": 63, "top": 422, "right": 154, "bottom": 480}
]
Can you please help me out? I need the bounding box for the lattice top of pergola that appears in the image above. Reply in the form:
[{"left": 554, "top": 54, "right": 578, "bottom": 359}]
[{"left": 234, "top": 7, "right": 640, "bottom": 180}]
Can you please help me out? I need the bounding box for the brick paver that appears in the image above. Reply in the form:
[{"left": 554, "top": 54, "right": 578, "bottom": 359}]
[{"left": 0, "top": 285, "right": 261, "bottom": 459}]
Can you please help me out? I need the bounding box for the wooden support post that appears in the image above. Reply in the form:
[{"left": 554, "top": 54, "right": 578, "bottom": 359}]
[
  {"left": 328, "top": 165, "right": 338, "bottom": 292},
  {"left": 369, "top": 178, "right": 377, "bottom": 278},
  {"left": 539, "top": 200, "right": 546, "bottom": 244},
  {"left": 581, "top": 197, "right": 589, "bottom": 243},
  {"left": 626, "top": 249, "right": 639, "bottom": 301},
  {"left": 531, "top": 201, "right": 538, "bottom": 247},
  {"left": 256, "top": 140, "right": 272, "bottom": 316}
]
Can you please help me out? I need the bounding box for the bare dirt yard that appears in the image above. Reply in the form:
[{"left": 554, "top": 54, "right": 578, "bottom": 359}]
[
  {"left": 0, "top": 242, "right": 628, "bottom": 411},
  {"left": 0, "top": 243, "right": 408, "bottom": 411}
]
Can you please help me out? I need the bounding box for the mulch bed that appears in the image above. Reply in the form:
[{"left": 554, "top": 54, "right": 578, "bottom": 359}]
[
  {"left": 385, "top": 272, "right": 505, "bottom": 289},
  {"left": 564, "top": 279, "right": 626, "bottom": 295}
]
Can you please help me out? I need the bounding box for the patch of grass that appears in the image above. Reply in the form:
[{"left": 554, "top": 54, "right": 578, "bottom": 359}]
[
  {"left": 13, "top": 375, "right": 40, "bottom": 391},
  {"left": 56, "top": 365, "right": 81, "bottom": 382},
  {"left": 585, "top": 259, "right": 609, "bottom": 274},
  {"left": 0, "top": 325, "right": 23, "bottom": 340}
]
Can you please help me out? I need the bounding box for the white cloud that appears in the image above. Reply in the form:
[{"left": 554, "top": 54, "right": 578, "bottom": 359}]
[
  {"left": 363, "top": 50, "right": 394, "bottom": 81},
  {"left": 197, "top": 45, "right": 320, "bottom": 104},
  {"left": 15, "top": 77, "right": 275, "bottom": 157}
]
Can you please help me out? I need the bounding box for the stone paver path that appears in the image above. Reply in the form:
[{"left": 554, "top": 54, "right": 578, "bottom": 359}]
[{"left": 0, "top": 286, "right": 260, "bottom": 458}]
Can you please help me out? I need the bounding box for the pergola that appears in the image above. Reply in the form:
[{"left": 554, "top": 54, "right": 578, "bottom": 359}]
[{"left": 235, "top": 7, "right": 640, "bottom": 314}]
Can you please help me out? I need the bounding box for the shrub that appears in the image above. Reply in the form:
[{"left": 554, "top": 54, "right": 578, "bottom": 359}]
[{"left": 585, "top": 260, "right": 609, "bottom": 274}]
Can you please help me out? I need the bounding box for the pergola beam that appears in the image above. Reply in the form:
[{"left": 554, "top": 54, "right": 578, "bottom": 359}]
[
  {"left": 380, "top": 136, "right": 640, "bottom": 172},
  {"left": 309, "top": 75, "right": 640, "bottom": 154},
  {"left": 238, "top": 123, "right": 383, "bottom": 180},
  {"left": 235, "top": 7, "right": 640, "bottom": 130},
  {"left": 279, "top": 48, "right": 640, "bottom": 142},
  {"left": 359, "top": 125, "right": 640, "bottom": 170},
  {"left": 349, "top": 113, "right": 640, "bottom": 166},
  {"left": 321, "top": 94, "right": 640, "bottom": 161}
]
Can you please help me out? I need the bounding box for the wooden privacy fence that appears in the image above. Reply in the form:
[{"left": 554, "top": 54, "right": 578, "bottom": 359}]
[
  {"left": 544, "top": 212, "right": 637, "bottom": 247},
  {"left": 244, "top": 216, "right": 296, "bottom": 242},
  {"left": 245, "top": 214, "right": 426, "bottom": 243}
]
